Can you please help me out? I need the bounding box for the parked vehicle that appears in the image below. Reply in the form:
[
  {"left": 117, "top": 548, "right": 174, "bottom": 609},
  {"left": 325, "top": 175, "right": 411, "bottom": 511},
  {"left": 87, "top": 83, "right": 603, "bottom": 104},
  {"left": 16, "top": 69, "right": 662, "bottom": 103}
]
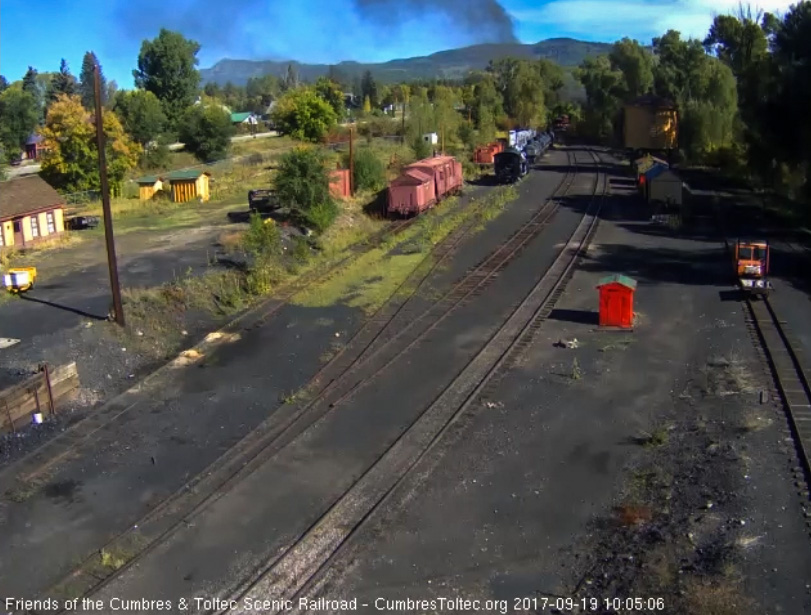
[
  {"left": 3, "top": 267, "right": 37, "bottom": 293},
  {"left": 387, "top": 155, "right": 463, "bottom": 217},
  {"left": 66, "top": 216, "right": 100, "bottom": 230},
  {"left": 494, "top": 148, "right": 528, "bottom": 183},
  {"left": 248, "top": 189, "right": 278, "bottom": 211},
  {"left": 734, "top": 238, "right": 772, "bottom": 297}
]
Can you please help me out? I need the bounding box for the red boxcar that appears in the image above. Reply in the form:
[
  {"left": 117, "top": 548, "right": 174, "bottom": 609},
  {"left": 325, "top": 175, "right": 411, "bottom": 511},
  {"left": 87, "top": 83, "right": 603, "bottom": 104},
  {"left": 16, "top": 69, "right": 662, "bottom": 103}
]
[{"left": 388, "top": 155, "right": 463, "bottom": 216}]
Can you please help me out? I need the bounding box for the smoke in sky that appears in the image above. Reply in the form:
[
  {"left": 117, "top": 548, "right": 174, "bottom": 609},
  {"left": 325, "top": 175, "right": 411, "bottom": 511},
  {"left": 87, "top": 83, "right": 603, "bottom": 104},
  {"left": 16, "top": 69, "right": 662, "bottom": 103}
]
[{"left": 114, "top": 0, "right": 517, "bottom": 64}]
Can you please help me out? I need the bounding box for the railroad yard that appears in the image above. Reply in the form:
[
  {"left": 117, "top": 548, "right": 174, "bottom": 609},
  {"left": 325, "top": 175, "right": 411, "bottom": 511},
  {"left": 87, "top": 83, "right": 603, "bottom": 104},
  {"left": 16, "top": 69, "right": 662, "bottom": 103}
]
[{"left": 2, "top": 145, "right": 811, "bottom": 615}]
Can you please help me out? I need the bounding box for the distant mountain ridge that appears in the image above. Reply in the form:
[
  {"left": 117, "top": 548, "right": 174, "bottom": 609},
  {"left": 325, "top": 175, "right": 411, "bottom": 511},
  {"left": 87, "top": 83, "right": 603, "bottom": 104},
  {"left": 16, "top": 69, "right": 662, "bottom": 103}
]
[{"left": 200, "top": 38, "right": 613, "bottom": 87}]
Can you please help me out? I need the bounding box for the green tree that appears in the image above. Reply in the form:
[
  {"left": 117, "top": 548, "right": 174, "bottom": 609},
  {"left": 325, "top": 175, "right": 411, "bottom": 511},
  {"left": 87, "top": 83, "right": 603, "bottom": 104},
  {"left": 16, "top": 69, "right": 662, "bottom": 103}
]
[
  {"left": 487, "top": 58, "right": 545, "bottom": 126},
  {"left": 47, "top": 60, "right": 77, "bottom": 109},
  {"left": 270, "top": 87, "right": 337, "bottom": 142},
  {"left": 22, "top": 67, "right": 38, "bottom": 96},
  {"left": 177, "top": 103, "right": 234, "bottom": 162},
  {"left": 0, "top": 76, "right": 8, "bottom": 94},
  {"left": 362, "top": 95, "right": 371, "bottom": 114},
  {"left": 78, "top": 52, "right": 106, "bottom": 110},
  {"left": 203, "top": 82, "right": 222, "bottom": 98},
  {"left": 314, "top": 77, "right": 345, "bottom": 118},
  {"left": 114, "top": 89, "right": 167, "bottom": 151},
  {"left": 536, "top": 59, "right": 565, "bottom": 108},
  {"left": 105, "top": 80, "right": 118, "bottom": 110},
  {"left": 133, "top": 29, "right": 201, "bottom": 127},
  {"left": 284, "top": 64, "right": 298, "bottom": 91},
  {"left": 40, "top": 93, "right": 139, "bottom": 193},
  {"left": 221, "top": 81, "right": 245, "bottom": 110},
  {"left": 361, "top": 70, "right": 378, "bottom": 108},
  {"left": 608, "top": 38, "right": 655, "bottom": 99},
  {"left": 246, "top": 75, "right": 279, "bottom": 114},
  {"left": 0, "top": 86, "right": 40, "bottom": 159},
  {"left": 575, "top": 55, "right": 624, "bottom": 139},
  {"left": 274, "top": 147, "right": 337, "bottom": 233},
  {"left": 345, "top": 147, "right": 386, "bottom": 192}
]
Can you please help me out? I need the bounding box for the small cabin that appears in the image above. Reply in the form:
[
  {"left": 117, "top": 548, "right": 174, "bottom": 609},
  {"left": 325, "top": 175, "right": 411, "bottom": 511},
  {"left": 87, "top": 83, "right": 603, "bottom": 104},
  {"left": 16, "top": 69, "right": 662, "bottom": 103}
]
[
  {"left": 645, "top": 166, "right": 684, "bottom": 206},
  {"left": 166, "top": 170, "right": 212, "bottom": 203},
  {"left": 597, "top": 274, "right": 637, "bottom": 329},
  {"left": 135, "top": 175, "right": 165, "bottom": 200},
  {"left": 422, "top": 133, "right": 438, "bottom": 145}
]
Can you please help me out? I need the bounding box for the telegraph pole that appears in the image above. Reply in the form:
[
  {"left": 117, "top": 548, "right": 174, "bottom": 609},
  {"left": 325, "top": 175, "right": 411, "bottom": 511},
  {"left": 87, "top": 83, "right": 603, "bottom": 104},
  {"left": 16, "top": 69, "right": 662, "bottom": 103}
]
[
  {"left": 401, "top": 97, "right": 406, "bottom": 144},
  {"left": 348, "top": 126, "right": 355, "bottom": 196},
  {"left": 94, "top": 62, "right": 125, "bottom": 327}
]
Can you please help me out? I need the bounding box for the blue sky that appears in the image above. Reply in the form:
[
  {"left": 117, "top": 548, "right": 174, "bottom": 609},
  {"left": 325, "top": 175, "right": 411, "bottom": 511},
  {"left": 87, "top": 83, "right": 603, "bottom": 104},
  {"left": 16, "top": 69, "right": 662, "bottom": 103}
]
[{"left": 0, "top": 0, "right": 796, "bottom": 89}]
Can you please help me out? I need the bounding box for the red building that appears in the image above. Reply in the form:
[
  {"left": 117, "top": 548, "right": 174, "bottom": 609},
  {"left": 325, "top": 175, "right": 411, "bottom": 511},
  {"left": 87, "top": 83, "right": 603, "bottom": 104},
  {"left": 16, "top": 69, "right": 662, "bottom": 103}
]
[
  {"left": 596, "top": 274, "right": 637, "bottom": 328},
  {"left": 25, "top": 134, "right": 49, "bottom": 161}
]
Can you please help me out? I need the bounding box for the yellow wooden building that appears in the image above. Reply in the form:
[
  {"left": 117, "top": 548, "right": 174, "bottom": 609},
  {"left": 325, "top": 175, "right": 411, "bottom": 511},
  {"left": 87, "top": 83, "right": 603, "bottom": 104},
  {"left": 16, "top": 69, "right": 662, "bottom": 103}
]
[
  {"left": 134, "top": 175, "right": 165, "bottom": 200},
  {"left": 623, "top": 95, "right": 679, "bottom": 151},
  {"left": 167, "top": 170, "right": 211, "bottom": 203},
  {"left": 0, "top": 175, "right": 65, "bottom": 250}
]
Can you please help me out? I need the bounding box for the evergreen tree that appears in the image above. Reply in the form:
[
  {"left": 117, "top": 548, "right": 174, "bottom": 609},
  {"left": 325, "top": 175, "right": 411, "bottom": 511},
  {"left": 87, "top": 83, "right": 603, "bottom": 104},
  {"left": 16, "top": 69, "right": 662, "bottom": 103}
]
[
  {"left": 22, "top": 67, "right": 38, "bottom": 96},
  {"left": 79, "top": 52, "right": 106, "bottom": 110},
  {"left": 284, "top": 64, "right": 298, "bottom": 91},
  {"left": 0, "top": 76, "right": 8, "bottom": 94},
  {"left": 47, "top": 59, "right": 77, "bottom": 106}
]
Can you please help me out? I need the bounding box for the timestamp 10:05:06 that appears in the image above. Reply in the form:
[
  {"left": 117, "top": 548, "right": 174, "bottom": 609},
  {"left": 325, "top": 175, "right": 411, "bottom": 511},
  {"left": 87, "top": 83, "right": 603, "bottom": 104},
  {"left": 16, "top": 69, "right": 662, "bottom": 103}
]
[{"left": 517, "top": 597, "right": 666, "bottom": 611}]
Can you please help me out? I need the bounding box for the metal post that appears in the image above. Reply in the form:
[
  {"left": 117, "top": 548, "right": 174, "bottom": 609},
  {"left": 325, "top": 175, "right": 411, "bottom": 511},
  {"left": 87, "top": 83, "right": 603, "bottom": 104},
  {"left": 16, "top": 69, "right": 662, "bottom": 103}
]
[
  {"left": 348, "top": 127, "right": 355, "bottom": 197},
  {"left": 94, "top": 62, "right": 125, "bottom": 327}
]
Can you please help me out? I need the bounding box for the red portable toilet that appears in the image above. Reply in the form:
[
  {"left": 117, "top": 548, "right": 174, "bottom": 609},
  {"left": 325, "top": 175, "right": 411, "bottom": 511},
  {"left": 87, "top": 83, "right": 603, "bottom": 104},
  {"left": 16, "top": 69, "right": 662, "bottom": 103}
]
[{"left": 596, "top": 274, "right": 637, "bottom": 328}]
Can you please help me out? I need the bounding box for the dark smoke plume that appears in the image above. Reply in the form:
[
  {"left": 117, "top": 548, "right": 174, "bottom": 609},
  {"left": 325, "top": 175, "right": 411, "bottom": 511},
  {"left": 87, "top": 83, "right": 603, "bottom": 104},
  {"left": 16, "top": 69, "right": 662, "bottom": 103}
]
[
  {"left": 114, "top": 0, "right": 517, "bottom": 60},
  {"left": 355, "top": 0, "right": 517, "bottom": 44}
]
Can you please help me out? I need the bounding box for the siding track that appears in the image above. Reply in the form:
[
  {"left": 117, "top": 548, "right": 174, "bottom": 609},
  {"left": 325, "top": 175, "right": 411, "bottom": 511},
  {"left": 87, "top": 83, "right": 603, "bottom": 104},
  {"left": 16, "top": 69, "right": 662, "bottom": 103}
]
[{"left": 32, "top": 150, "right": 586, "bottom": 610}]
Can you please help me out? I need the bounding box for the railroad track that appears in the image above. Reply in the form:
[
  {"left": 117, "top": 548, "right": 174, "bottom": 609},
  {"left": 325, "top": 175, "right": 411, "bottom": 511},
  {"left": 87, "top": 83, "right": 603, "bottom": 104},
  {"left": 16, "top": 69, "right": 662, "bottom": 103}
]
[
  {"left": 744, "top": 296, "right": 811, "bottom": 497},
  {"left": 718, "top": 210, "right": 811, "bottom": 530},
  {"left": 32, "top": 152, "right": 583, "bottom": 609},
  {"left": 216, "top": 148, "right": 607, "bottom": 614}
]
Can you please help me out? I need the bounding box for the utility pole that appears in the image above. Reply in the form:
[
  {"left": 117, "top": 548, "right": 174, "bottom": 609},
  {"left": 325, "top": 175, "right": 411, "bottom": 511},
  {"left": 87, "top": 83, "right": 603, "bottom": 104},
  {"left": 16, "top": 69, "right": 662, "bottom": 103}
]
[
  {"left": 94, "top": 62, "right": 125, "bottom": 327},
  {"left": 348, "top": 126, "right": 355, "bottom": 197},
  {"left": 401, "top": 97, "right": 406, "bottom": 144}
]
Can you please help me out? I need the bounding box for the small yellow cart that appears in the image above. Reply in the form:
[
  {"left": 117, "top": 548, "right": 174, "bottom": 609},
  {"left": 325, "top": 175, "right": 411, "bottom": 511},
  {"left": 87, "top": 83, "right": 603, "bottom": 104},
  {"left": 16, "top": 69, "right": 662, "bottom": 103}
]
[{"left": 3, "top": 267, "right": 37, "bottom": 293}]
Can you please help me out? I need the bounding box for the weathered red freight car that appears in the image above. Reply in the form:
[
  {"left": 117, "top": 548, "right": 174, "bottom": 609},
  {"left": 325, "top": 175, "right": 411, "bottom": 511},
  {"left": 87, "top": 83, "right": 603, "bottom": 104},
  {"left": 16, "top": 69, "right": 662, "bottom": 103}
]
[{"left": 387, "top": 155, "right": 463, "bottom": 216}]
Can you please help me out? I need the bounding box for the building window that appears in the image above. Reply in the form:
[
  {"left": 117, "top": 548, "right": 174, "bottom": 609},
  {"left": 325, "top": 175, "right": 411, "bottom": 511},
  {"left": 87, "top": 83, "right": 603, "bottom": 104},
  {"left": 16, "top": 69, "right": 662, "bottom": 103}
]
[
  {"left": 46, "top": 211, "right": 56, "bottom": 234},
  {"left": 31, "top": 216, "right": 39, "bottom": 238}
]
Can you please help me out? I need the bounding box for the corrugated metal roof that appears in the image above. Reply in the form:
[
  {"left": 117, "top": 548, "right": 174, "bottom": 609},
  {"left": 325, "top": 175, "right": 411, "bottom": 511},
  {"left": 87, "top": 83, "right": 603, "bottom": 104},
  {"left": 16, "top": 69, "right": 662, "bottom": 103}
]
[
  {"left": 643, "top": 163, "right": 670, "bottom": 181},
  {"left": 231, "top": 112, "right": 253, "bottom": 123},
  {"left": 166, "top": 170, "right": 211, "bottom": 181},
  {"left": 597, "top": 274, "right": 637, "bottom": 289},
  {"left": 134, "top": 175, "right": 163, "bottom": 184}
]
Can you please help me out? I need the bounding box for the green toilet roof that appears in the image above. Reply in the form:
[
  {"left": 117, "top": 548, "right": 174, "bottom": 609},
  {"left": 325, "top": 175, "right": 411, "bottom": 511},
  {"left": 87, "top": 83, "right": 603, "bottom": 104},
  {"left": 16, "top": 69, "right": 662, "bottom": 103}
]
[{"left": 597, "top": 274, "right": 637, "bottom": 289}]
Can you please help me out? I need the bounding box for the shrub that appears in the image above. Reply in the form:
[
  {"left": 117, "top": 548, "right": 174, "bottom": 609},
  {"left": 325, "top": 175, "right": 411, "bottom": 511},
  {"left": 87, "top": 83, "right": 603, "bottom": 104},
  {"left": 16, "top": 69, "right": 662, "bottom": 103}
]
[
  {"left": 274, "top": 147, "right": 337, "bottom": 233},
  {"left": 411, "top": 135, "right": 432, "bottom": 160},
  {"left": 304, "top": 200, "right": 339, "bottom": 234},
  {"left": 242, "top": 212, "right": 281, "bottom": 257},
  {"left": 345, "top": 147, "right": 386, "bottom": 192},
  {"left": 178, "top": 104, "right": 234, "bottom": 162}
]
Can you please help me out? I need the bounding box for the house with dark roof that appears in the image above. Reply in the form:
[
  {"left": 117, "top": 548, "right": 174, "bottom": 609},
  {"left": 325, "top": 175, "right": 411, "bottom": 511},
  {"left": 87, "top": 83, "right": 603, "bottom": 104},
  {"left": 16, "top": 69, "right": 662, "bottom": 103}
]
[
  {"left": 0, "top": 175, "right": 66, "bottom": 249},
  {"left": 25, "top": 134, "right": 49, "bottom": 161}
]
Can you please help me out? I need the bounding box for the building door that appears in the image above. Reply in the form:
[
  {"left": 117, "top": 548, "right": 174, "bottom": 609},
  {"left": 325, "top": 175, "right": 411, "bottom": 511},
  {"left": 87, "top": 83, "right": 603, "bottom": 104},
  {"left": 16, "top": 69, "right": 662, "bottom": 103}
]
[{"left": 12, "top": 219, "right": 23, "bottom": 246}]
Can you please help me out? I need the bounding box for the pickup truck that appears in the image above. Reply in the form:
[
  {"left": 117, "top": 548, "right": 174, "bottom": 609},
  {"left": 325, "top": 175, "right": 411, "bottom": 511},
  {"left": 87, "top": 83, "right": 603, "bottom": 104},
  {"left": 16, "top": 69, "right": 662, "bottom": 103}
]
[
  {"left": 66, "top": 216, "right": 101, "bottom": 230},
  {"left": 248, "top": 189, "right": 278, "bottom": 211}
]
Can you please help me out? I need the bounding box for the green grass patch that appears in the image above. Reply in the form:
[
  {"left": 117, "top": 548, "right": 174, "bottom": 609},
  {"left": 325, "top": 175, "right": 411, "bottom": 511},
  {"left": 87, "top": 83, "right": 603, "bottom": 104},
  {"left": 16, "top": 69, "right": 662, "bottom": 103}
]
[{"left": 292, "top": 185, "right": 520, "bottom": 313}]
